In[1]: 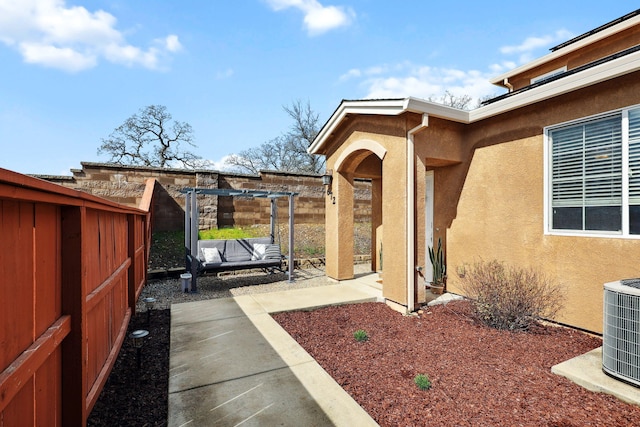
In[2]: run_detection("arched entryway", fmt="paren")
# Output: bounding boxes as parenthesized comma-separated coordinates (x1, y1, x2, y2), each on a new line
(325, 139, 386, 281)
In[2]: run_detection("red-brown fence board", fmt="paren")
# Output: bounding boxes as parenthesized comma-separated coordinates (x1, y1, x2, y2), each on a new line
(34, 203, 62, 337)
(0, 169, 155, 426)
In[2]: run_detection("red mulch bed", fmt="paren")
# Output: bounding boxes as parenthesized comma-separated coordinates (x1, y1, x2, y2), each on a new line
(273, 301, 640, 427)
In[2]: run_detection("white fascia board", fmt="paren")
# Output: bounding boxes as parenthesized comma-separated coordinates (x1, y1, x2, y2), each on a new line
(308, 99, 408, 154)
(404, 97, 469, 123)
(490, 14, 640, 86)
(473, 49, 640, 122)
(308, 98, 470, 154)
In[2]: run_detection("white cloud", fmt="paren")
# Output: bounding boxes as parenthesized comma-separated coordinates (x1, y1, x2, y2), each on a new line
(340, 27, 578, 107)
(193, 155, 234, 171)
(265, 0, 355, 35)
(163, 34, 182, 53)
(489, 61, 517, 75)
(345, 62, 498, 107)
(216, 68, 234, 79)
(339, 68, 361, 81)
(0, 0, 181, 72)
(500, 29, 574, 63)
(20, 41, 97, 71)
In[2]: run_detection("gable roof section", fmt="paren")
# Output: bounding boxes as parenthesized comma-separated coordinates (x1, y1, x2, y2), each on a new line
(551, 8, 640, 52)
(481, 44, 640, 107)
(490, 9, 640, 86)
(309, 47, 640, 154)
(308, 98, 467, 154)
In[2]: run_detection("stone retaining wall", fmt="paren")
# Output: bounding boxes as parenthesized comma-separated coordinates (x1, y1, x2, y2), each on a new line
(39, 162, 372, 231)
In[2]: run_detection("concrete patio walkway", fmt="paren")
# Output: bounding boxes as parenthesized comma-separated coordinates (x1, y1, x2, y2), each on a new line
(168, 274, 383, 426)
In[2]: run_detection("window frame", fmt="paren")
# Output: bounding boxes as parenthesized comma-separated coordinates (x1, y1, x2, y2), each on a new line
(544, 104, 640, 239)
(531, 66, 567, 85)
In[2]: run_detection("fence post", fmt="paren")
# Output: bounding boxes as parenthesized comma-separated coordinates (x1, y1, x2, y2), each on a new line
(128, 214, 138, 315)
(60, 206, 88, 427)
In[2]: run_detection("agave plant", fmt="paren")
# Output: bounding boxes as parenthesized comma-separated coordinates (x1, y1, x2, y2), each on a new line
(428, 237, 446, 285)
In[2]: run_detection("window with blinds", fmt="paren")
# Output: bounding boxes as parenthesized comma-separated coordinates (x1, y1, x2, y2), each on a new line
(548, 106, 640, 235)
(629, 108, 640, 234)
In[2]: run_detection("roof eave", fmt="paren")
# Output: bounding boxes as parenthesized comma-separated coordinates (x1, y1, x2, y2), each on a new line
(308, 98, 469, 155)
(490, 13, 640, 87)
(475, 49, 640, 121)
(310, 49, 640, 155)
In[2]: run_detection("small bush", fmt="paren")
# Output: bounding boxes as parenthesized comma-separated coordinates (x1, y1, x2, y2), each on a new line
(460, 260, 564, 331)
(353, 329, 369, 342)
(414, 374, 431, 391)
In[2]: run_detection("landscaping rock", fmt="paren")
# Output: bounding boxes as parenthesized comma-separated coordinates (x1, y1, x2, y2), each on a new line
(427, 292, 464, 306)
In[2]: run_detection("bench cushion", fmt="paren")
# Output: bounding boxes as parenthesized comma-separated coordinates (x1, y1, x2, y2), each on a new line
(196, 238, 280, 272)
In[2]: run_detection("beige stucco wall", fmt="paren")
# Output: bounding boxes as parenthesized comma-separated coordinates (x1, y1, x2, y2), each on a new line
(324, 122, 410, 305)
(318, 71, 640, 326)
(446, 136, 640, 333)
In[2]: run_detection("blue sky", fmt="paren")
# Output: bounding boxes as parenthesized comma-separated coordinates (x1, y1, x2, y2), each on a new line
(0, 1, 635, 175)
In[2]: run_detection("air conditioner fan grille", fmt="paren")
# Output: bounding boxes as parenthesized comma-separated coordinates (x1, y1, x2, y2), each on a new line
(603, 287, 640, 387)
(621, 279, 640, 289)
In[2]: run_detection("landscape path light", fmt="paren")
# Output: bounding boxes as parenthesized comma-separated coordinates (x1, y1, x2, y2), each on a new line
(142, 297, 156, 325)
(129, 329, 149, 371)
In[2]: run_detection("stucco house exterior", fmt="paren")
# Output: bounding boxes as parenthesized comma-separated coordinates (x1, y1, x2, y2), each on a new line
(309, 9, 640, 333)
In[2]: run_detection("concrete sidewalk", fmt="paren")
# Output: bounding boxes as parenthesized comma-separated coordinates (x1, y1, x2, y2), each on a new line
(168, 275, 383, 426)
(552, 347, 640, 406)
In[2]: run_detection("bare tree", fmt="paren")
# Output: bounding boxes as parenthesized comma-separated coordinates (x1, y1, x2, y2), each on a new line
(98, 105, 201, 168)
(225, 100, 324, 174)
(428, 90, 473, 110)
(429, 91, 500, 110)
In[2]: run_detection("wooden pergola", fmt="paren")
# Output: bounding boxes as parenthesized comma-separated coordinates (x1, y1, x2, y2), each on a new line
(182, 187, 298, 290)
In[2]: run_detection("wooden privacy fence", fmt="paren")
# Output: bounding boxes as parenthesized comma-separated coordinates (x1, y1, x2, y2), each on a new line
(0, 169, 155, 426)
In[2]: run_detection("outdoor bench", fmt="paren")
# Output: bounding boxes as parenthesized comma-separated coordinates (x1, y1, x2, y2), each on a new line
(191, 237, 283, 274)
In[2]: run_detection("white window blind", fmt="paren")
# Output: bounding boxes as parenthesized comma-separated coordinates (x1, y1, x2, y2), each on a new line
(548, 106, 640, 235)
(628, 109, 640, 205)
(550, 114, 622, 231)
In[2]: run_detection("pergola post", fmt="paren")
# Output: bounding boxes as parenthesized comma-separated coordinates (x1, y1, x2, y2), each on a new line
(185, 191, 191, 263)
(270, 198, 276, 244)
(190, 190, 199, 292)
(288, 194, 294, 282)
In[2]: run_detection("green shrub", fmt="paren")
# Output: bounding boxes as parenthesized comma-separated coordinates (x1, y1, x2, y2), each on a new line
(460, 260, 564, 331)
(414, 374, 431, 391)
(353, 329, 369, 342)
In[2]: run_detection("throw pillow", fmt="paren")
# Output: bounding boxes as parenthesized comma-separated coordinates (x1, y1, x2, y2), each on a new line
(264, 244, 281, 260)
(251, 243, 267, 261)
(202, 247, 222, 263)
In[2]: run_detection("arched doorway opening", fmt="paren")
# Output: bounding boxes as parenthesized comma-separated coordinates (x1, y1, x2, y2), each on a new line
(325, 140, 385, 281)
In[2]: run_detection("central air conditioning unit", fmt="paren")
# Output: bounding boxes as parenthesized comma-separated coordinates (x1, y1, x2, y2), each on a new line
(603, 279, 640, 387)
